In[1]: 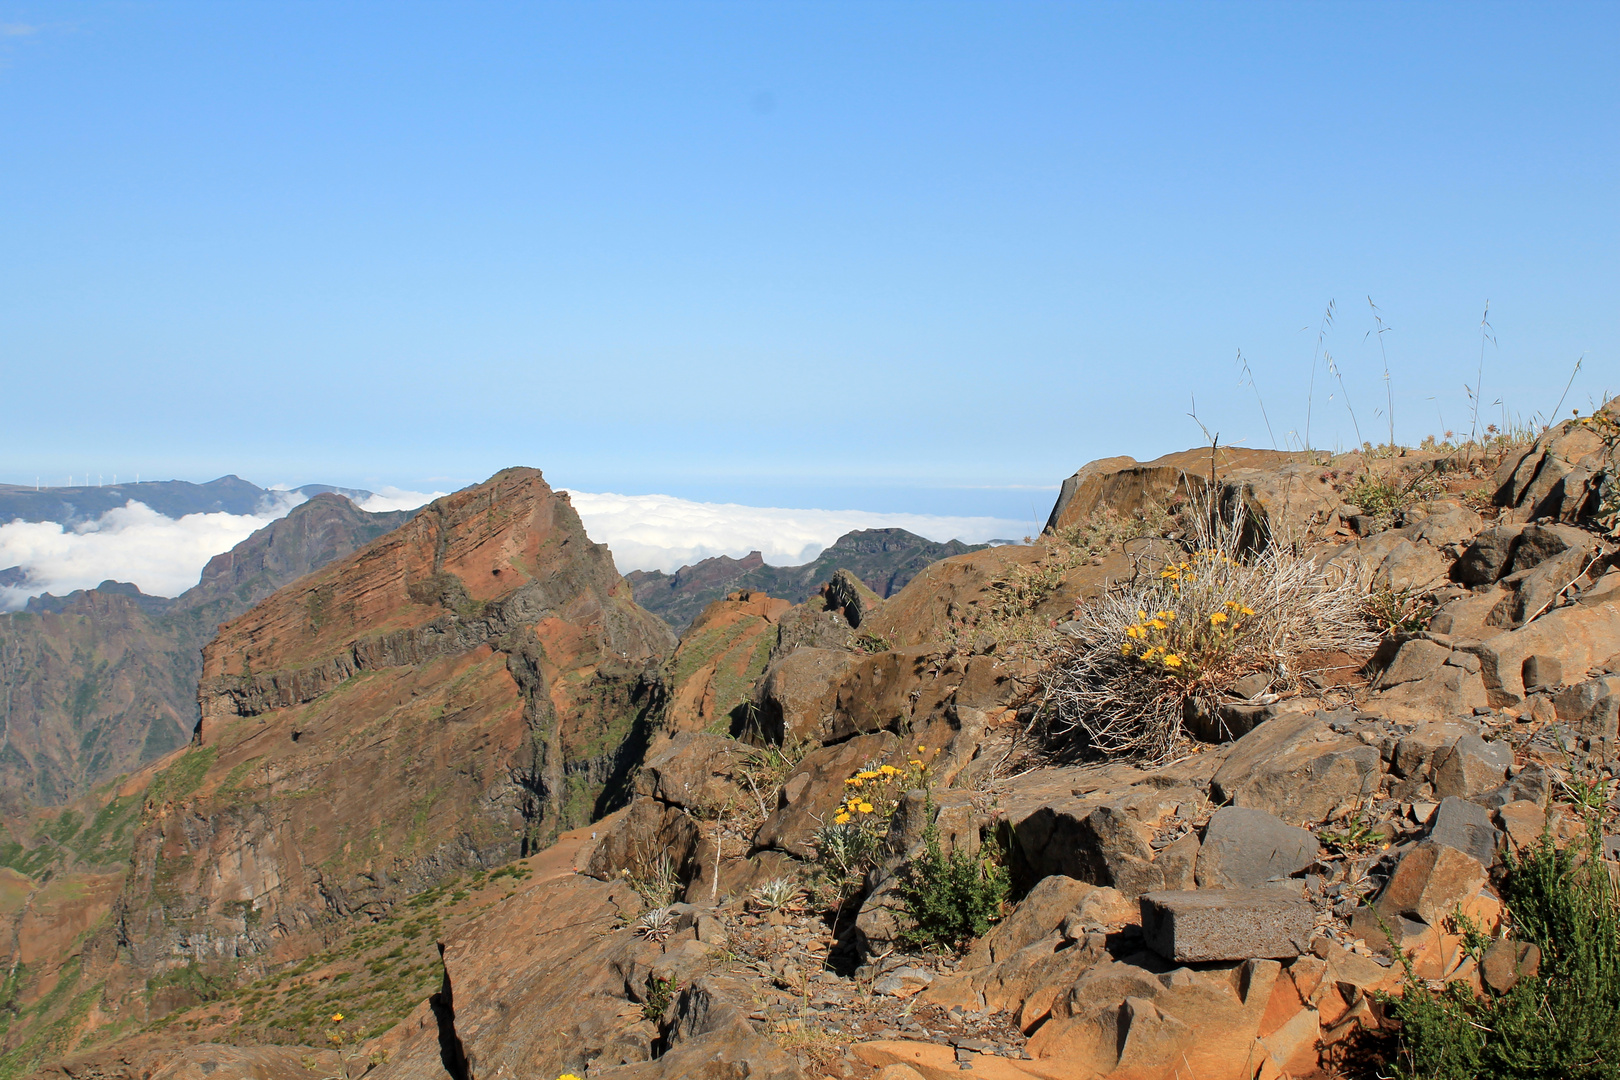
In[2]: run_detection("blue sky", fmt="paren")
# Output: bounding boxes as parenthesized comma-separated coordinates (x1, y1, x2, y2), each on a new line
(2, 1, 1614, 521)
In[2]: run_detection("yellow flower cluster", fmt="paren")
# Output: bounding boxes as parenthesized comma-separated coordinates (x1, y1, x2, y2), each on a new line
(830, 747, 931, 827)
(1120, 599, 1254, 677)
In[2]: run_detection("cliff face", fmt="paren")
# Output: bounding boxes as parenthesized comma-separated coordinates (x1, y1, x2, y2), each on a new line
(0, 495, 413, 809)
(115, 468, 676, 976)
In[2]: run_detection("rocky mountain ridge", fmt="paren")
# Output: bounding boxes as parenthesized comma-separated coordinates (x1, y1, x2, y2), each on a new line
(0, 494, 414, 808)
(628, 528, 991, 633)
(12, 412, 1620, 1080)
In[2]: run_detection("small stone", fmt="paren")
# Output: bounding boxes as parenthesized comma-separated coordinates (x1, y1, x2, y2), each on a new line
(1481, 939, 1541, 993)
(1522, 655, 1564, 692)
(1427, 796, 1501, 866)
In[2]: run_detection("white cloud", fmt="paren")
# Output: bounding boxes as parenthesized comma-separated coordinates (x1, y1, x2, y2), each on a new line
(562, 491, 1029, 574)
(0, 496, 308, 610)
(356, 487, 448, 513)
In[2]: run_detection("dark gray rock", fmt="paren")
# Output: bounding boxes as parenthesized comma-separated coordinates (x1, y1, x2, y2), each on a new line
(1140, 889, 1315, 963)
(1432, 735, 1512, 799)
(1427, 796, 1500, 866)
(1194, 807, 1319, 889)
(1476, 763, 1551, 810)
(1453, 526, 1525, 585)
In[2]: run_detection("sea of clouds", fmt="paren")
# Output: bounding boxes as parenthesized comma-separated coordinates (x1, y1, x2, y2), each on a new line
(564, 491, 1028, 574)
(0, 486, 1029, 610)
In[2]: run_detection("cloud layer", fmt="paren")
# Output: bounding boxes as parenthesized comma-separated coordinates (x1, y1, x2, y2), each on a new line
(564, 491, 1028, 574)
(0, 485, 1026, 610)
(0, 487, 452, 610)
(0, 497, 303, 609)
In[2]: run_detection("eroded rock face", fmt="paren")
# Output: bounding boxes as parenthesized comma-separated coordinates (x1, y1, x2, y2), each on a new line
(372, 829, 800, 1080)
(117, 468, 676, 976)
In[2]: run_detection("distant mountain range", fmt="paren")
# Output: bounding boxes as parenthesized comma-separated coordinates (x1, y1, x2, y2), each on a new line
(0, 494, 412, 808)
(627, 527, 994, 632)
(0, 475, 374, 525)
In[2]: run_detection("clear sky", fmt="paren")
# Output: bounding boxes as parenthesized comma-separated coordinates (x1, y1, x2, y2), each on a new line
(2, 1, 1614, 521)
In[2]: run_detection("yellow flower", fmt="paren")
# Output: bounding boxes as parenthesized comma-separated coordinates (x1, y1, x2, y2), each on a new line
(834, 812, 851, 824)
(330, 1013, 344, 1023)
(858, 803, 874, 814)
(1125, 625, 1144, 640)
(879, 764, 899, 775)
(1137, 610, 1148, 620)
(857, 771, 878, 780)
(1240, 605, 1255, 616)
(1121, 643, 1134, 656)
(1149, 619, 1166, 630)
(916, 746, 927, 754)
(844, 777, 858, 785)
(1224, 599, 1240, 609)
(1162, 654, 1183, 668)
(1156, 611, 1177, 621)
(909, 759, 923, 768)
(1209, 612, 1227, 624)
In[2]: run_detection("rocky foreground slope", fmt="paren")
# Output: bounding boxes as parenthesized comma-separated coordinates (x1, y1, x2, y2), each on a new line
(18, 411, 1620, 1080)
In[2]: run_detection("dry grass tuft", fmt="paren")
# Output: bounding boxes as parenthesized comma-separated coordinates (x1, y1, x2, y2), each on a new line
(1036, 496, 1375, 762)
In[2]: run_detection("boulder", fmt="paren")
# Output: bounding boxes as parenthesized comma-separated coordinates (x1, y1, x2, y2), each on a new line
(962, 874, 1093, 969)
(1210, 710, 1382, 823)
(585, 797, 701, 884)
(1140, 890, 1315, 962)
(1476, 763, 1552, 810)
(1007, 803, 1164, 898)
(1495, 800, 1546, 852)
(751, 647, 858, 744)
(1453, 525, 1526, 585)
(1468, 592, 1620, 705)
(1376, 841, 1489, 926)
(1431, 735, 1512, 799)
(1426, 796, 1501, 866)
(1377, 639, 1453, 687)
(1495, 412, 1612, 523)
(1392, 720, 1479, 779)
(1195, 807, 1320, 889)
(632, 733, 747, 814)
(1375, 661, 1490, 721)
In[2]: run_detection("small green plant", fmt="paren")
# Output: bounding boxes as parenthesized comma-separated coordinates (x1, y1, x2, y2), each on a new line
(641, 975, 676, 1023)
(633, 906, 675, 943)
(625, 854, 679, 908)
(894, 806, 1008, 952)
(1367, 586, 1438, 637)
(1317, 812, 1385, 856)
(812, 821, 881, 885)
(751, 877, 799, 912)
(851, 631, 892, 653)
(1383, 816, 1620, 1079)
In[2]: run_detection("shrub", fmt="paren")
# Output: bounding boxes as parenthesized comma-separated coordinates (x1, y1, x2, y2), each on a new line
(1037, 496, 1374, 761)
(895, 811, 1008, 952)
(1385, 819, 1620, 1079)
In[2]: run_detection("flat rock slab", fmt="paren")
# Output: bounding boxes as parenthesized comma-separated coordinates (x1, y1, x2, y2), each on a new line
(1140, 889, 1315, 963)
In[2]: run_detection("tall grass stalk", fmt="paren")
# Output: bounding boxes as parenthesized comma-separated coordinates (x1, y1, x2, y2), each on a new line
(1367, 296, 1395, 449)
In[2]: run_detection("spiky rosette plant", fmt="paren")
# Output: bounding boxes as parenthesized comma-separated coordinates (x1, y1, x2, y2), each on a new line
(1038, 494, 1374, 762)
